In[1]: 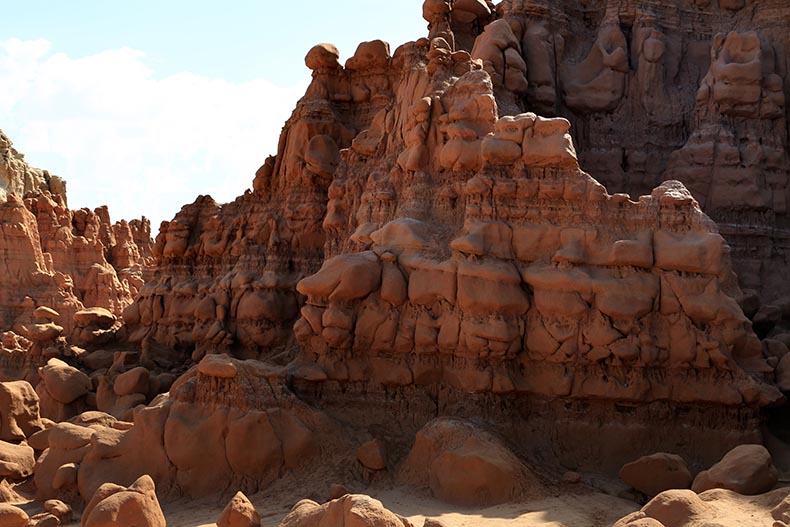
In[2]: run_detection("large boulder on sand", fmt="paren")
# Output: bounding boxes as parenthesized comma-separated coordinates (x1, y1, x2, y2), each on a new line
(280, 494, 410, 527)
(619, 453, 693, 497)
(397, 417, 540, 506)
(217, 491, 261, 527)
(81, 474, 165, 527)
(691, 444, 778, 495)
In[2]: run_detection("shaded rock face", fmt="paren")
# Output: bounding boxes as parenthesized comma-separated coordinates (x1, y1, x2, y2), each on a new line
(28, 355, 344, 501)
(691, 443, 778, 495)
(122, 1, 781, 477)
(397, 417, 541, 506)
(485, 1, 790, 305)
(0, 130, 154, 347)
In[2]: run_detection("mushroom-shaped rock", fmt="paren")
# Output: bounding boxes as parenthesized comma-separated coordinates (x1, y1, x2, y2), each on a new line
(0, 504, 29, 527)
(39, 359, 92, 404)
(619, 453, 693, 497)
(82, 475, 165, 527)
(34, 307, 60, 323)
(217, 491, 261, 527)
(691, 444, 778, 495)
(346, 40, 391, 71)
(305, 43, 341, 71)
(280, 494, 411, 527)
(74, 308, 116, 330)
(26, 322, 63, 342)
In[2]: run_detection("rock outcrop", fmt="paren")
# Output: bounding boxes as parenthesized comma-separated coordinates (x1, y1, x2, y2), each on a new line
(81, 474, 165, 527)
(3, 0, 789, 519)
(614, 487, 790, 527)
(691, 443, 778, 495)
(116, 0, 785, 480)
(397, 417, 541, 506)
(0, 131, 153, 361)
(279, 495, 412, 527)
(619, 453, 693, 498)
(28, 355, 343, 502)
(0, 131, 65, 205)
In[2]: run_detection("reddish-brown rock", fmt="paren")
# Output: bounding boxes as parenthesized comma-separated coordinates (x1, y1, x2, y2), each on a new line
(279, 495, 411, 527)
(692, 444, 778, 495)
(217, 491, 261, 527)
(81, 475, 165, 527)
(398, 417, 540, 506)
(620, 453, 693, 498)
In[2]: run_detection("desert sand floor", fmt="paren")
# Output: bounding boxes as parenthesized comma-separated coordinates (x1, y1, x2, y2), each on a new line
(161, 485, 639, 527)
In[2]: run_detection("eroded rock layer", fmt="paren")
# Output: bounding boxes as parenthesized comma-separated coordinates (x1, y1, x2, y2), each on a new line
(124, 1, 786, 476)
(486, 1, 790, 303)
(0, 131, 153, 377)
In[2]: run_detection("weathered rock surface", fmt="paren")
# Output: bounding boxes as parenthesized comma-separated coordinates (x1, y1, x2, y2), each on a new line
(279, 494, 411, 527)
(81, 474, 165, 527)
(614, 487, 790, 527)
(6, 0, 790, 520)
(0, 380, 45, 441)
(620, 453, 693, 498)
(109, 0, 785, 485)
(692, 444, 778, 495)
(398, 417, 540, 506)
(0, 503, 29, 527)
(0, 130, 153, 347)
(27, 355, 344, 501)
(217, 491, 261, 527)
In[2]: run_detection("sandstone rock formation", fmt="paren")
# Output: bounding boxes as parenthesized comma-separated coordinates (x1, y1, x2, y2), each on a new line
(217, 491, 261, 527)
(476, 2, 790, 310)
(614, 487, 790, 527)
(114, 0, 786, 481)
(691, 443, 778, 495)
(27, 354, 344, 502)
(0, 130, 153, 351)
(397, 417, 540, 506)
(619, 453, 693, 498)
(81, 474, 165, 527)
(279, 495, 412, 527)
(0, 131, 65, 205)
(6, 1, 790, 525)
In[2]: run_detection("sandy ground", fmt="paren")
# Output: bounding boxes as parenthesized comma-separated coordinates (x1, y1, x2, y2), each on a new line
(17, 482, 790, 526)
(162, 484, 639, 527)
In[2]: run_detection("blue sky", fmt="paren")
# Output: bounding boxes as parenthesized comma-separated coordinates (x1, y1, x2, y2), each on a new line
(0, 1, 425, 227)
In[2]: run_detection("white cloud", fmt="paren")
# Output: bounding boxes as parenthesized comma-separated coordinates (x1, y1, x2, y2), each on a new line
(0, 38, 309, 228)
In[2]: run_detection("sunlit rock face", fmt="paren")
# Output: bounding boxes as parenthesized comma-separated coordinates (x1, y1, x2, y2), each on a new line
(0, 129, 152, 351)
(123, 0, 789, 477)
